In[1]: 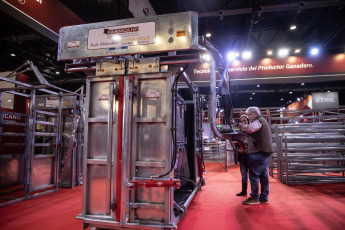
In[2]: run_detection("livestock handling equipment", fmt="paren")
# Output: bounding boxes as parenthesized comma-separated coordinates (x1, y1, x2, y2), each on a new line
(58, 11, 239, 229)
(0, 61, 84, 207)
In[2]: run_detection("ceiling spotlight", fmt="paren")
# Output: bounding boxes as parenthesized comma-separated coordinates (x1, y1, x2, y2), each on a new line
(257, 84, 260, 87)
(242, 51, 252, 60)
(294, 49, 301, 54)
(289, 91, 293, 94)
(252, 92, 255, 95)
(202, 53, 211, 62)
(297, 98, 301, 101)
(310, 48, 319, 55)
(290, 25, 297, 30)
(205, 33, 211, 38)
(11, 53, 16, 57)
(227, 51, 239, 61)
(327, 90, 330, 92)
(278, 49, 289, 57)
(301, 83, 305, 86)
(289, 101, 292, 103)
(250, 97, 253, 100)
(267, 50, 273, 56)
(281, 98, 283, 101)
(55, 71, 60, 75)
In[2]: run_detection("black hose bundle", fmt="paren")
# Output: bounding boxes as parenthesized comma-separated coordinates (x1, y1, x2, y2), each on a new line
(157, 64, 192, 178)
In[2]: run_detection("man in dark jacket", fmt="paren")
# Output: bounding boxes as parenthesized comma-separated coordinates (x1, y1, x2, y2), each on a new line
(238, 106, 273, 205)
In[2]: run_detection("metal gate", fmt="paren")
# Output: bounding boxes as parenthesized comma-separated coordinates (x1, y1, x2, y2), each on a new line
(0, 61, 81, 207)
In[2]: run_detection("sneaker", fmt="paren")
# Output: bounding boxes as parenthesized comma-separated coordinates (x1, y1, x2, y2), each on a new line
(260, 198, 269, 204)
(242, 197, 260, 205)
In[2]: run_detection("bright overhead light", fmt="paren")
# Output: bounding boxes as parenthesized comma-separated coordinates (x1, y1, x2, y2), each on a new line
(267, 50, 273, 56)
(250, 97, 253, 100)
(227, 51, 239, 61)
(294, 49, 301, 53)
(257, 84, 260, 87)
(290, 25, 297, 30)
(310, 48, 319, 55)
(281, 98, 284, 101)
(297, 98, 301, 101)
(202, 53, 211, 62)
(289, 91, 293, 94)
(55, 71, 60, 75)
(301, 83, 305, 86)
(278, 49, 289, 57)
(205, 33, 211, 38)
(242, 51, 252, 60)
(252, 92, 255, 95)
(11, 53, 16, 57)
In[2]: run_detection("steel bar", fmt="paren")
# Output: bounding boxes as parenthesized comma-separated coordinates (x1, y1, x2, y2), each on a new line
(199, 1, 343, 18)
(105, 83, 114, 216)
(120, 77, 132, 225)
(4, 91, 30, 97)
(35, 110, 58, 116)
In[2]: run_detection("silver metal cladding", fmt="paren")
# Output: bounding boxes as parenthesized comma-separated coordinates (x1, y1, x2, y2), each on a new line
(58, 11, 198, 61)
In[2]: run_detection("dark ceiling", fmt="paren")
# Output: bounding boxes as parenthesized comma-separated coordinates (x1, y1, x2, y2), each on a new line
(0, 0, 345, 108)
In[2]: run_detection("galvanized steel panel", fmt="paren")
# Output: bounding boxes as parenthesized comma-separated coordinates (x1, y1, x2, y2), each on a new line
(58, 12, 198, 60)
(89, 123, 108, 159)
(127, 57, 160, 75)
(89, 81, 113, 118)
(137, 124, 167, 162)
(87, 164, 107, 215)
(130, 73, 172, 225)
(32, 157, 54, 188)
(95, 61, 126, 77)
(0, 158, 21, 188)
(138, 78, 168, 118)
(136, 208, 165, 223)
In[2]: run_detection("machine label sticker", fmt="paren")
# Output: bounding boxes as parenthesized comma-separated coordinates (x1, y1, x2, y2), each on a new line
(68, 41, 80, 48)
(46, 97, 60, 108)
(146, 92, 160, 100)
(88, 22, 156, 50)
(176, 30, 186, 37)
(98, 94, 109, 100)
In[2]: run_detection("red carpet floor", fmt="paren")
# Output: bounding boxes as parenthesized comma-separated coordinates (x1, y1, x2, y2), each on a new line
(1, 162, 345, 230)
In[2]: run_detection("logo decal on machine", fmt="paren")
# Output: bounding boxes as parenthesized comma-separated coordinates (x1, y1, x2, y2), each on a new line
(104, 27, 139, 35)
(88, 22, 155, 50)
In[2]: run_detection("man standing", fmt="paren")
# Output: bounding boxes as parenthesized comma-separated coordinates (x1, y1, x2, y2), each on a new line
(237, 107, 273, 205)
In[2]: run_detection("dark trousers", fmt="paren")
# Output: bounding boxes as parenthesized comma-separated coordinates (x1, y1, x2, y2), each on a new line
(238, 154, 249, 184)
(248, 152, 271, 200)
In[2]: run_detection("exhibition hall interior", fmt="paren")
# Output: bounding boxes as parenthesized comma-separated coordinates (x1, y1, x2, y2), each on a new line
(1, 0, 345, 230)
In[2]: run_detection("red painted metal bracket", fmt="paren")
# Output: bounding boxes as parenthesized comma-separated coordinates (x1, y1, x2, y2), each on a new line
(129, 178, 181, 189)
